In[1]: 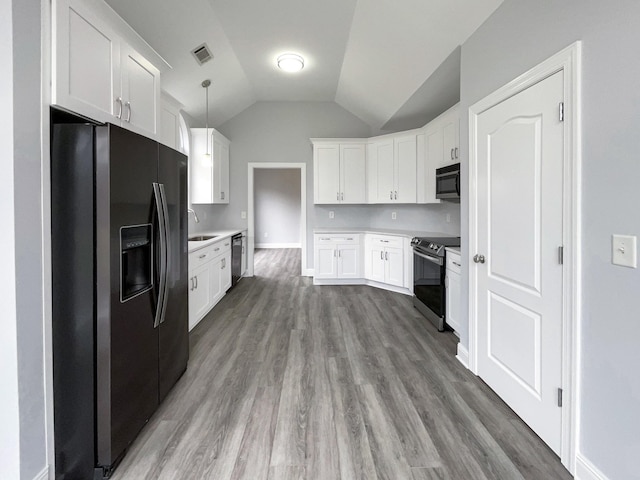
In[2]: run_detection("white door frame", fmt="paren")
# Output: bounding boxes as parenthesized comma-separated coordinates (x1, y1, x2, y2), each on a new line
(468, 42, 581, 473)
(247, 162, 307, 277)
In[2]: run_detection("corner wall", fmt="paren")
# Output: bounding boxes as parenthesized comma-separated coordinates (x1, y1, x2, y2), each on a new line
(459, 1, 640, 477)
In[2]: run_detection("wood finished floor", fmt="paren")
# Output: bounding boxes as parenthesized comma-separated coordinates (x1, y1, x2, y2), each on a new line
(112, 248, 572, 480)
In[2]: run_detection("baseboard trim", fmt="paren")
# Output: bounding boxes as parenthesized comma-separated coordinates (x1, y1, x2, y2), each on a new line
(312, 277, 412, 296)
(575, 453, 609, 480)
(255, 242, 301, 249)
(302, 268, 314, 277)
(33, 465, 49, 480)
(456, 343, 469, 369)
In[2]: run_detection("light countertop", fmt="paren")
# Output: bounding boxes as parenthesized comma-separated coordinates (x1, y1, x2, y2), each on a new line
(188, 229, 245, 253)
(445, 246, 461, 254)
(313, 227, 459, 239)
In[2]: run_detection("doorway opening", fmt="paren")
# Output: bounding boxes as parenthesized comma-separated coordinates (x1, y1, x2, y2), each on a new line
(247, 163, 307, 277)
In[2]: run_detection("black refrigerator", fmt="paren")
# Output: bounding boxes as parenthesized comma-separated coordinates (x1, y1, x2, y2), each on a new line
(51, 116, 189, 479)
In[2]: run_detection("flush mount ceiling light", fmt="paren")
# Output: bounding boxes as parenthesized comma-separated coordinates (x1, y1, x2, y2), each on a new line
(277, 53, 304, 72)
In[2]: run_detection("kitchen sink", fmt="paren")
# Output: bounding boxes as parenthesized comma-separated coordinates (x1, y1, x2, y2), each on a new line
(188, 235, 217, 242)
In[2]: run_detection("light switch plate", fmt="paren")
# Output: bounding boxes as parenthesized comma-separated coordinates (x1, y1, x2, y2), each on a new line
(329, 211, 334, 219)
(612, 234, 637, 268)
(392, 212, 397, 220)
(241, 211, 247, 219)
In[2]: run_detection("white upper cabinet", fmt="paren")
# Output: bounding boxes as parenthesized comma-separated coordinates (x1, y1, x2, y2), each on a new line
(52, 0, 160, 139)
(159, 91, 183, 150)
(312, 141, 366, 204)
(368, 133, 418, 203)
(418, 104, 459, 203)
(190, 128, 231, 205)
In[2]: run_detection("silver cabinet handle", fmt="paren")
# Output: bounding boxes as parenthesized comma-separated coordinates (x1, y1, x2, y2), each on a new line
(381, 240, 389, 243)
(199, 253, 208, 259)
(214, 247, 220, 252)
(221, 191, 225, 200)
(451, 148, 455, 160)
(115, 97, 123, 119)
(189, 277, 193, 291)
(334, 250, 337, 257)
(394, 191, 398, 200)
(390, 191, 393, 200)
(385, 252, 388, 261)
(195, 275, 198, 289)
(225, 243, 230, 247)
(452, 261, 461, 267)
(341, 192, 344, 201)
(321, 237, 331, 241)
(346, 237, 353, 241)
(124, 101, 131, 123)
(337, 192, 340, 201)
(380, 251, 384, 260)
(455, 147, 459, 159)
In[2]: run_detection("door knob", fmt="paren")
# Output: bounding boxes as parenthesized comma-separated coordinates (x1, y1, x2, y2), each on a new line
(473, 254, 486, 264)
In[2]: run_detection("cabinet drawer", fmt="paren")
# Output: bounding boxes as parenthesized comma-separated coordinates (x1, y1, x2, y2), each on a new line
(367, 234, 403, 248)
(189, 238, 232, 269)
(446, 252, 462, 274)
(315, 234, 360, 245)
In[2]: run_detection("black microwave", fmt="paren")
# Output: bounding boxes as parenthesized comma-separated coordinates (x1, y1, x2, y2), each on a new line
(436, 163, 460, 199)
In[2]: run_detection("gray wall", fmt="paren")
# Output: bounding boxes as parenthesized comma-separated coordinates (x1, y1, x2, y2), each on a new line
(459, 1, 640, 478)
(192, 101, 462, 267)
(14, 0, 48, 478)
(254, 169, 301, 246)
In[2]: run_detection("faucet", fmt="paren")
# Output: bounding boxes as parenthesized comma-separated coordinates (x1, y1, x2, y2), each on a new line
(187, 208, 200, 223)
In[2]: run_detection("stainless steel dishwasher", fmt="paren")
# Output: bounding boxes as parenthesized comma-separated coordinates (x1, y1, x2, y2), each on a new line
(231, 233, 243, 287)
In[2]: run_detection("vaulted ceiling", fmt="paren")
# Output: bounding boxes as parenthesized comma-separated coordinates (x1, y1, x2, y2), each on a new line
(104, 0, 503, 131)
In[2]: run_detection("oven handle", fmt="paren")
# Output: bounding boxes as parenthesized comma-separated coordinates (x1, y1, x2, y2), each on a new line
(413, 249, 444, 266)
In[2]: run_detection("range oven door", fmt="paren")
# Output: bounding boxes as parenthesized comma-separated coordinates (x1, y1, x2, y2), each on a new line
(413, 248, 446, 330)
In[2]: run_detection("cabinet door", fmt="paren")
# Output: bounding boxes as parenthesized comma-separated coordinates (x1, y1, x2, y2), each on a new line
(241, 236, 247, 276)
(53, 0, 120, 124)
(394, 135, 417, 203)
(120, 43, 160, 139)
(442, 109, 459, 165)
(445, 270, 461, 332)
(209, 257, 224, 306)
(314, 245, 337, 278)
(189, 129, 214, 203)
(385, 246, 404, 287)
(221, 252, 232, 292)
(373, 140, 395, 203)
(423, 126, 444, 202)
(218, 142, 230, 204)
(188, 263, 212, 330)
(160, 106, 178, 149)
(337, 245, 360, 278)
(340, 144, 366, 204)
(314, 144, 341, 204)
(365, 245, 386, 283)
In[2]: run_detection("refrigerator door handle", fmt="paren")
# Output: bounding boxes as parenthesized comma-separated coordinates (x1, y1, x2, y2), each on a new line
(153, 183, 167, 328)
(158, 183, 171, 325)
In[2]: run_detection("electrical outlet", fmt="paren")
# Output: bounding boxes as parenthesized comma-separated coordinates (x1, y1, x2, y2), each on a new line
(329, 211, 335, 219)
(264, 232, 269, 238)
(612, 234, 637, 268)
(391, 212, 397, 220)
(241, 211, 247, 219)
(446, 213, 451, 223)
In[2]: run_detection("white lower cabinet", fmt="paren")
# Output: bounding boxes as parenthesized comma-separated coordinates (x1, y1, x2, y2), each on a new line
(188, 238, 232, 330)
(364, 235, 405, 288)
(445, 250, 462, 333)
(313, 234, 361, 280)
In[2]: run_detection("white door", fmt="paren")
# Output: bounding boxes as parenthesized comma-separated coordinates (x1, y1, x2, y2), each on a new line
(373, 140, 394, 203)
(385, 247, 404, 287)
(314, 144, 341, 203)
(120, 43, 159, 138)
(337, 245, 360, 278)
(394, 135, 417, 203)
(189, 263, 212, 330)
(475, 71, 564, 454)
(340, 144, 366, 204)
(314, 245, 337, 279)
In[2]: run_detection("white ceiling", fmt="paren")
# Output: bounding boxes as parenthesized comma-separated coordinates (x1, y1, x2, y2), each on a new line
(104, 0, 504, 130)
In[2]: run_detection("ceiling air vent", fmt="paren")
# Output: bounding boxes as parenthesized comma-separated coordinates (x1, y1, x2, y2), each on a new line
(191, 43, 213, 66)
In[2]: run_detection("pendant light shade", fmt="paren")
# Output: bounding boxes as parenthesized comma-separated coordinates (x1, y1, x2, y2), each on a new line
(202, 79, 211, 156)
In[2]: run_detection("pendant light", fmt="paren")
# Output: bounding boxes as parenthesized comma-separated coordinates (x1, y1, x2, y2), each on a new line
(202, 79, 211, 156)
